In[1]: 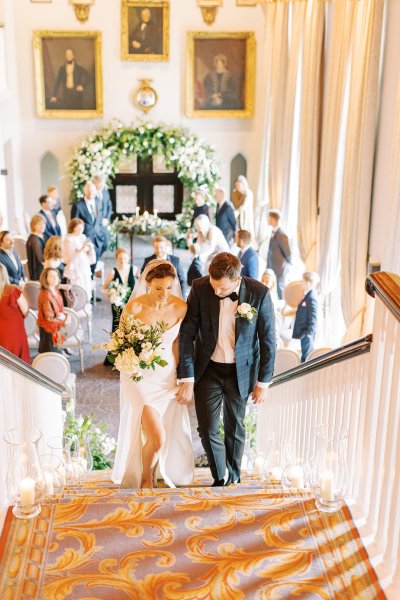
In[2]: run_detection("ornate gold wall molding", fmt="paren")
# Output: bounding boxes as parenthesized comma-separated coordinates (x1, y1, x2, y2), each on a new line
(196, 1, 223, 26)
(69, 0, 94, 23)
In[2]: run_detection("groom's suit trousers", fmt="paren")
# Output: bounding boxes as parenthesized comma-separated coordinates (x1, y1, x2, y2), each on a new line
(195, 360, 247, 483)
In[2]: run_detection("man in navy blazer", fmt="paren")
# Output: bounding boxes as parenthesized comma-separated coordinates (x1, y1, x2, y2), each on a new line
(292, 272, 320, 362)
(71, 182, 107, 262)
(39, 195, 62, 241)
(215, 187, 237, 245)
(267, 209, 292, 299)
(142, 235, 186, 296)
(0, 231, 25, 285)
(236, 229, 259, 279)
(177, 253, 275, 486)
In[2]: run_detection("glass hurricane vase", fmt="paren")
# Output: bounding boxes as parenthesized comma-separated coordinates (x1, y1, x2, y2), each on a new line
(262, 433, 286, 484)
(4, 427, 45, 519)
(39, 454, 65, 499)
(312, 424, 349, 513)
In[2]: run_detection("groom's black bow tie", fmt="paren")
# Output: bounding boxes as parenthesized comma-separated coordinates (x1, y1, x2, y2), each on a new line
(218, 292, 239, 302)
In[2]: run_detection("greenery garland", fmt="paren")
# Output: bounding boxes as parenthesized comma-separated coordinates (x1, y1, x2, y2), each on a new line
(67, 120, 220, 204)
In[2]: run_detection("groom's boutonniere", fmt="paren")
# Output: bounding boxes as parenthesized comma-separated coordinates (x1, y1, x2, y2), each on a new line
(236, 303, 258, 322)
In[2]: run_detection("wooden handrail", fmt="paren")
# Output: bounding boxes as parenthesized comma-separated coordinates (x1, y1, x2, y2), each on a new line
(366, 271, 400, 323)
(0, 347, 65, 395)
(270, 335, 372, 388)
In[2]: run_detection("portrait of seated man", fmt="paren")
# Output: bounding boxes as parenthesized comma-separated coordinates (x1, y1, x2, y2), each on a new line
(49, 48, 91, 110)
(129, 7, 162, 55)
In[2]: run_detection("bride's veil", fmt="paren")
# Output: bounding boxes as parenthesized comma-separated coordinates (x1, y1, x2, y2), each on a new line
(129, 258, 183, 301)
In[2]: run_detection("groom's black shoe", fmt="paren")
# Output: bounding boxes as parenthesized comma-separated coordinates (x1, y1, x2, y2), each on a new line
(211, 478, 226, 487)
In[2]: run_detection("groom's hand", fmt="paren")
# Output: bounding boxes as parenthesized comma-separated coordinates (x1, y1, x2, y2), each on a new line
(251, 385, 268, 405)
(176, 382, 194, 405)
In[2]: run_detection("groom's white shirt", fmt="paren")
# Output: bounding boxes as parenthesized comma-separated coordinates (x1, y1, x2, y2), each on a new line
(180, 282, 269, 388)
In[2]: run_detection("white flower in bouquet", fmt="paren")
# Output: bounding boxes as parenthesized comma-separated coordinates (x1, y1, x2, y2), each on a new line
(105, 281, 131, 308)
(114, 347, 140, 376)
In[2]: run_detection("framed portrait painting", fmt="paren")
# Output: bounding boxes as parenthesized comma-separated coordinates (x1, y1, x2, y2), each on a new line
(33, 30, 103, 119)
(121, 0, 169, 62)
(186, 32, 255, 119)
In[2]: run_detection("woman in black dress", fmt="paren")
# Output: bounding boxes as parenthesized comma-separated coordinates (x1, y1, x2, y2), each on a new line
(27, 214, 46, 280)
(103, 247, 136, 365)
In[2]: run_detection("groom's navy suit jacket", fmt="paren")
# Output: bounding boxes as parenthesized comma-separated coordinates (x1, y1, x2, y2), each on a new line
(178, 276, 276, 399)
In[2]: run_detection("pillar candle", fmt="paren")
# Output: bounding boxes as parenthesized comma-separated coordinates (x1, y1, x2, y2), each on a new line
(154, 209, 158, 218)
(135, 206, 140, 216)
(270, 467, 282, 481)
(143, 210, 149, 220)
(254, 455, 264, 475)
(290, 466, 304, 488)
(320, 469, 335, 501)
(19, 477, 35, 506)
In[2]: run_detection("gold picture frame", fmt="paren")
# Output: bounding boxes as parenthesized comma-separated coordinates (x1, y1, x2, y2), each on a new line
(121, 0, 169, 62)
(33, 30, 103, 119)
(186, 31, 255, 119)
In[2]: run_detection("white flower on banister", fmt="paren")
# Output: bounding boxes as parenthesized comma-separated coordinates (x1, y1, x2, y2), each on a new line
(236, 303, 258, 322)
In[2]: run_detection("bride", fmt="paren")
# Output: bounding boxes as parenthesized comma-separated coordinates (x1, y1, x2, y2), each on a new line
(112, 258, 194, 489)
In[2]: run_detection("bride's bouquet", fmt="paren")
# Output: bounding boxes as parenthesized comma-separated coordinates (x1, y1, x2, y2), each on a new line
(100, 314, 168, 381)
(104, 281, 131, 308)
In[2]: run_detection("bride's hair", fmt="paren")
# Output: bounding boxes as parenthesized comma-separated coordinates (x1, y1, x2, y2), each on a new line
(145, 261, 176, 283)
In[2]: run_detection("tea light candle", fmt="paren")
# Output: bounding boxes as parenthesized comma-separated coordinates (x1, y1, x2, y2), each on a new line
(19, 477, 35, 506)
(270, 467, 282, 481)
(143, 210, 149, 220)
(320, 469, 335, 501)
(135, 206, 140, 216)
(44, 471, 54, 496)
(254, 455, 264, 475)
(290, 466, 304, 488)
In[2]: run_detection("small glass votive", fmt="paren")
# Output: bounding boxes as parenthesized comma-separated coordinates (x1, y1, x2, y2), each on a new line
(262, 433, 285, 483)
(47, 435, 78, 484)
(39, 454, 65, 499)
(312, 424, 349, 513)
(281, 460, 310, 490)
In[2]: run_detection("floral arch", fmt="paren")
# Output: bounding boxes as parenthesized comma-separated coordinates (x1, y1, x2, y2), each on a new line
(67, 121, 220, 205)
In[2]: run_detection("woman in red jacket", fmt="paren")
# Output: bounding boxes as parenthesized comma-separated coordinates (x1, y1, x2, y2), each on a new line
(37, 267, 67, 353)
(0, 264, 30, 363)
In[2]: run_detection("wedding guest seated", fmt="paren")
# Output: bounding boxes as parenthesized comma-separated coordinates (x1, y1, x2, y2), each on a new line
(0, 230, 25, 286)
(0, 264, 30, 363)
(187, 243, 203, 287)
(190, 189, 211, 226)
(192, 214, 229, 271)
(142, 235, 186, 296)
(236, 229, 259, 279)
(292, 271, 320, 362)
(39, 194, 62, 241)
(26, 214, 46, 281)
(63, 218, 96, 302)
(215, 187, 237, 245)
(37, 267, 68, 354)
(103, 248, 136, 365)
(47, 186, 67, 237)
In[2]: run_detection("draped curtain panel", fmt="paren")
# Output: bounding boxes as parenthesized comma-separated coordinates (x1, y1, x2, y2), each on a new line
(257, 0, 384, 342)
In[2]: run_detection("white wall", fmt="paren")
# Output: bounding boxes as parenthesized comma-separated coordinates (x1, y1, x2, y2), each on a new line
(9, 0, 267, 220)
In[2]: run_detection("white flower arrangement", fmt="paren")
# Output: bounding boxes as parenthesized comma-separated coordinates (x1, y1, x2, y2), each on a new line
(236, 303, 258, 322)
(104, 280, 131, 308)
(97, 313, 168, 381)
(67, 120, 220, 204)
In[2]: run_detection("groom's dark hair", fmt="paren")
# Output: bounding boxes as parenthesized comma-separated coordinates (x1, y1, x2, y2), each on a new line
(209, 253, 242, 280)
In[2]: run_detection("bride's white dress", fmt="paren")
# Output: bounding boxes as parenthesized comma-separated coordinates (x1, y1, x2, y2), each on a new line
(112, 320, 194, 488)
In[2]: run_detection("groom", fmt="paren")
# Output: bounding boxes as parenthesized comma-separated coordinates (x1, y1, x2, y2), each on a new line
(177, 252, 275, 486)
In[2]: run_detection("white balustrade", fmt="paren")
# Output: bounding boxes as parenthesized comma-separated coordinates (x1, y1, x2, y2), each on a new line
(0, 356, 64, 533)
(257, 280, 400, 598)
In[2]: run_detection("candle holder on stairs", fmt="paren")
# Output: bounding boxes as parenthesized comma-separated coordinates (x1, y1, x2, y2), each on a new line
(312, 424, 349, 513)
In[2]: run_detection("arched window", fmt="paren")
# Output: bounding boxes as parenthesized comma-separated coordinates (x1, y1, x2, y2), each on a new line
(230, 153, 247, 198)
(40, 152, 60, 193)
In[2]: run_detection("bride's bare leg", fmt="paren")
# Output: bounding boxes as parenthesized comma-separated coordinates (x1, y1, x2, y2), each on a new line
(141, 406, 165, 488)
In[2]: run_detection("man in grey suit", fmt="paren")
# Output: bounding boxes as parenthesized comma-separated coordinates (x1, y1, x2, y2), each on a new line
(267, 209, 292, 299)
(177, 253, 275, 486)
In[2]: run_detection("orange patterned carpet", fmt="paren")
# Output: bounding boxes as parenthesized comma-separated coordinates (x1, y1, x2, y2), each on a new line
(0, 470, 385, 599)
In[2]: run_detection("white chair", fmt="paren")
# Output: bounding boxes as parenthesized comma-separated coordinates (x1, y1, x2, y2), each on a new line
(23, 281, 40, 311)
(32, 352, 76, 414)
(13, 235, 28, 263)
(57, 307, 85, 373)
(71, 284, 92, 342)
(305, 347, 333, 362)
(24, 309, 40, 350)
(273, 348, 300, 376)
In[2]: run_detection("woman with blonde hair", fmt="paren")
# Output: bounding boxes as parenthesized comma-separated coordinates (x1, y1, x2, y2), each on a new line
(44, 236, 64, 276)
(63, 218, 96, 301)
(0, 264, 30, 363)
(232, 175, 255, 238)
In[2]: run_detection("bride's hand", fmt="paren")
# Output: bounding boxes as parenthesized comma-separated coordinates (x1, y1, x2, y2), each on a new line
(176, 382, 194, 405)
